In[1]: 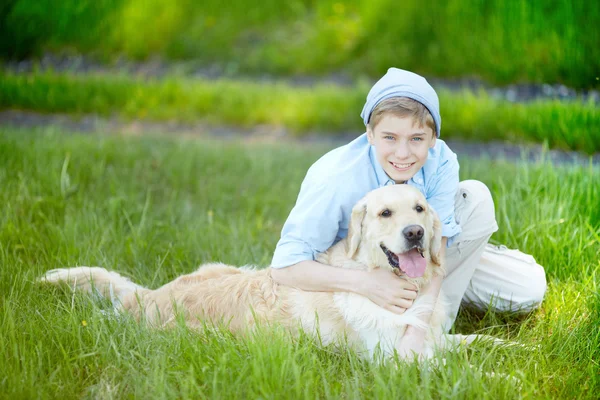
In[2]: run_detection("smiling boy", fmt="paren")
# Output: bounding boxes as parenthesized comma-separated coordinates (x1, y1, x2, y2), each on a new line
(270, 68, 547, 357)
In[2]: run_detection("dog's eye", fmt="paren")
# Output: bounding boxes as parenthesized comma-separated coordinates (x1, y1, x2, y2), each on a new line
(415, 205, 424, 213)
(380, 209, 392, 218)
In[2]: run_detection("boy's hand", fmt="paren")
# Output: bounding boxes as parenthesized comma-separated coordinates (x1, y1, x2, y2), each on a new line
(357, 268, 418, 314)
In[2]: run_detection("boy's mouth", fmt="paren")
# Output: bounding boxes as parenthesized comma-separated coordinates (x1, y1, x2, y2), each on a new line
(390, 161, 415, 171)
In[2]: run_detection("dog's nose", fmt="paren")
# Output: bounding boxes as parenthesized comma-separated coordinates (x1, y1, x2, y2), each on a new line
(403, 225, 424, 242)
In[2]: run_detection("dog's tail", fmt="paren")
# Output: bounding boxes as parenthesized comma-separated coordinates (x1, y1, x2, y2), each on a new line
(40, 267, 147, 307)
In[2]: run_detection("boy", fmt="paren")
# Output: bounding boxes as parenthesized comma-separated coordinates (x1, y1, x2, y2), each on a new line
(270, 68, 547, 357)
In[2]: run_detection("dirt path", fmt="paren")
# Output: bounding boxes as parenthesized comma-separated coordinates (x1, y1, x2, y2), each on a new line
(2, 109, 598, 166)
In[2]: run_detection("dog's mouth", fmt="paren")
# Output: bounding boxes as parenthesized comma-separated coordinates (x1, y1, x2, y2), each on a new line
(380, 244, 426, 278)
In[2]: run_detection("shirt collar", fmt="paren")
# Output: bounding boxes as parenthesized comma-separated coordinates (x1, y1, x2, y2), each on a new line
(411, 165, 425, 186)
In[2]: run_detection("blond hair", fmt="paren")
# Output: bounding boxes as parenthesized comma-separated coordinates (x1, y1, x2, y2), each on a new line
(368, 97, 436, 136)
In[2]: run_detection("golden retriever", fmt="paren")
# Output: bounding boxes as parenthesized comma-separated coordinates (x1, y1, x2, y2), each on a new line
(40, 184, 490, 360)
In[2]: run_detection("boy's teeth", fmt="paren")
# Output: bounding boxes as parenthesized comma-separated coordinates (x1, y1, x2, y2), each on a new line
(393, 162, 413, 168)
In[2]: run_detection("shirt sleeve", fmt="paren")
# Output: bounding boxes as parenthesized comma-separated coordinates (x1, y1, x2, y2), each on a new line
(271, 178, 343, 268)
(427, 153, 462, 247)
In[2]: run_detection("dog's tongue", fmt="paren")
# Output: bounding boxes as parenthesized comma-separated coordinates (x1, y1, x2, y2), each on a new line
(397, 248, 426, 278)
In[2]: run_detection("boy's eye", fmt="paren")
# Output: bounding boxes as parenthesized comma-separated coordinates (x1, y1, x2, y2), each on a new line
(412, 137, 423, 142)
(383, 135, 395, 140)
(380, 209, 392, 218)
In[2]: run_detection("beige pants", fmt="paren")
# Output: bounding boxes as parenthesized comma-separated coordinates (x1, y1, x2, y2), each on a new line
(441, 180, 547, 331)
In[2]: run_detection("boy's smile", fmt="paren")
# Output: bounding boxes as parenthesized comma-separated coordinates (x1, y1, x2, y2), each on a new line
(367, 115, 436, 183)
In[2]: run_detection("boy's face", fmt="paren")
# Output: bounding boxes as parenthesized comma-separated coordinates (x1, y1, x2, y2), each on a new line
(367, 115, 436, 183)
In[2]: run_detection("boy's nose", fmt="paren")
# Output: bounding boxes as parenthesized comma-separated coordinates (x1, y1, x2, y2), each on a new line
(394, 144, 411, 159)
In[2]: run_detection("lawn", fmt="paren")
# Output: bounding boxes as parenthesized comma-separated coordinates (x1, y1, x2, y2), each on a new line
(0, 126, 598, 398)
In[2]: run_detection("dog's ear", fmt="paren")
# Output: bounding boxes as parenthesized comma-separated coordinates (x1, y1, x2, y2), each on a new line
(346, 197, 368, 259)
(428, 208, 443, 266)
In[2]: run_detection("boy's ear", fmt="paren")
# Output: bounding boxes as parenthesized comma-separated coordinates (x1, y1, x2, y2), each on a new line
(429, 130, 437, 148)
(346, 197, 368, 259)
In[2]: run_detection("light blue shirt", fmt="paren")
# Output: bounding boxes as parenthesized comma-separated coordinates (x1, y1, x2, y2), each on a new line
(271, 133, 462, 268)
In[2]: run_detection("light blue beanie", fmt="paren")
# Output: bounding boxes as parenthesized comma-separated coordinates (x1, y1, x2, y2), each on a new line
(360, 68, 441, 137)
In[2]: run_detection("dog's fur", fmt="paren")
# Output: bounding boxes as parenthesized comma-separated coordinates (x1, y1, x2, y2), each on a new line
(40, 185, 492, 360)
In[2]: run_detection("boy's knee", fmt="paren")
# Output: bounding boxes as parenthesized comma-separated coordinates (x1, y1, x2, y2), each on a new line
(455, 180, 498, 240)
(457, 180, 494, 212)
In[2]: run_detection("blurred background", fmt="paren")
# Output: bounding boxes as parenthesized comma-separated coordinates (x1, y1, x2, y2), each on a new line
(2, 0, 599, 87)
(1, 0, 599, 154)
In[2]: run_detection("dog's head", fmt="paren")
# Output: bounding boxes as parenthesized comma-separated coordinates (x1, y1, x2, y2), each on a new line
(346, 185, 443, 285)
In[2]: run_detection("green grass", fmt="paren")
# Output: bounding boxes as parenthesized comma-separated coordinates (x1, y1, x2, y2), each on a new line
(1, 126, 599, 398)
(2, 0, 599, 89)
(2, 69, 600, 154)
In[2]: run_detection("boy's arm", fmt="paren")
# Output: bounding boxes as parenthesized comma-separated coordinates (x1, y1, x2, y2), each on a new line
(270, 177, 345, 270)
(271, 260, 366, 292)
(271, 261, 419, 315)
(396, 237, 447, 358)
